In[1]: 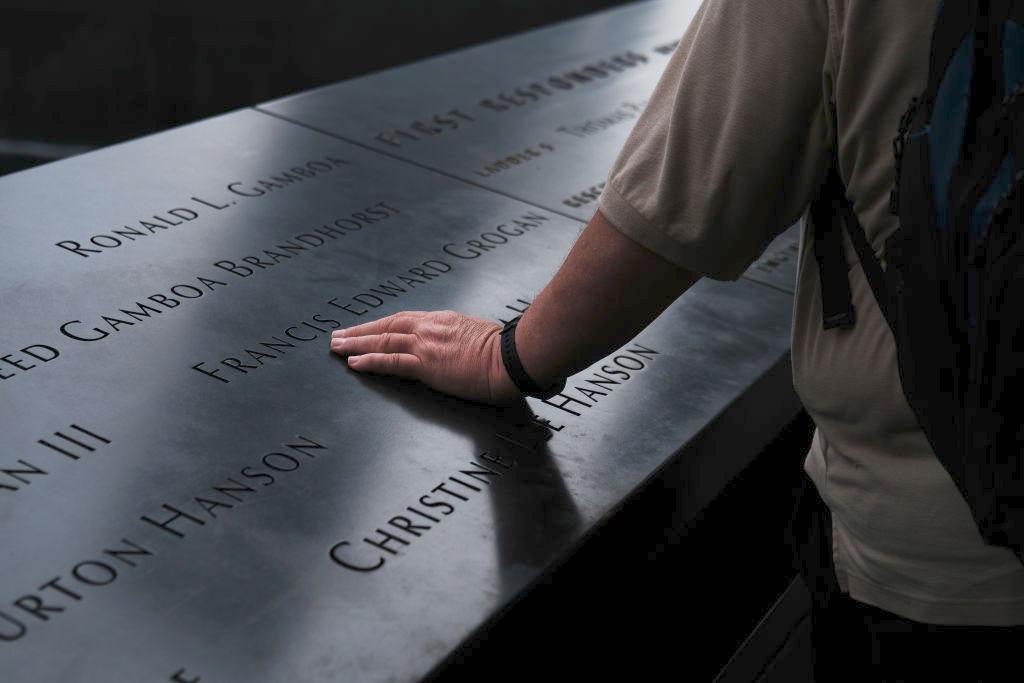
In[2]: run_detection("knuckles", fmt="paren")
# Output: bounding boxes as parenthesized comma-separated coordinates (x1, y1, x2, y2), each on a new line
(436, 310, 459, 324)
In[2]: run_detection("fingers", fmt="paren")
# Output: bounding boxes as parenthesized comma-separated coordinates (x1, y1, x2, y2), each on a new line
(327, 309, 498, 402)
(330, 332, 417, 356)
(332, 312, 427, 339)
(347, 353, 423, 380)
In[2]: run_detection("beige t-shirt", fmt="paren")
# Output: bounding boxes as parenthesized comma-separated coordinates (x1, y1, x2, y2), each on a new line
(599, 0, 1024, 625)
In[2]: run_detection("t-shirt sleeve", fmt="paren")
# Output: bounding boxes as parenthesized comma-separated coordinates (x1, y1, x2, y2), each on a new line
(598, 0, 834, 279)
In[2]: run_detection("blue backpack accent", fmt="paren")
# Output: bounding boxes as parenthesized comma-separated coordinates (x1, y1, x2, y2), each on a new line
(812, 0, 1024, 564)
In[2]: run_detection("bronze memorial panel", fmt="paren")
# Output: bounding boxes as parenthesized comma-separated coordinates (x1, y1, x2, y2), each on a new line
(0, 5, 801, 679)
(259, 0, 800, 294)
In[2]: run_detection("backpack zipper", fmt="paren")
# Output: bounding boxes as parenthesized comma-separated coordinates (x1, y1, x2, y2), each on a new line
(890, 96, 923, 215)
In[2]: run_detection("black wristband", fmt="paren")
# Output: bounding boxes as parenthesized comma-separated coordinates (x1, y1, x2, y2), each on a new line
(499, 316, 566, 400)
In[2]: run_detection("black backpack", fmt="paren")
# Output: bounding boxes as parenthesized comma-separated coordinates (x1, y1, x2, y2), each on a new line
(811, 0, 1024, 564)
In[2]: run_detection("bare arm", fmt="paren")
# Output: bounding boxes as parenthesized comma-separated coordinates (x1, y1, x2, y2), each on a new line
(330, 210, 700, 403)
(513, 209, 700, 385)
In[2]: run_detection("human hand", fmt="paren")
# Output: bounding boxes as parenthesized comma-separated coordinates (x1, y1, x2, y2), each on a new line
(330, 310, 521, 405)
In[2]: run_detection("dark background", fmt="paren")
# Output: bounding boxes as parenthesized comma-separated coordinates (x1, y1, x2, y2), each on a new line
(0, 0, 640, 175)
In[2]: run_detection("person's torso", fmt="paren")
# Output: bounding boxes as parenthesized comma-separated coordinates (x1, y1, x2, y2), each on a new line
(792, 0, 1024, 625)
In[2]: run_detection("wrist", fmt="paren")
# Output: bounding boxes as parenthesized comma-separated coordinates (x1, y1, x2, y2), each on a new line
(485, 326, 521, 405)
(497, 316, 566, 400)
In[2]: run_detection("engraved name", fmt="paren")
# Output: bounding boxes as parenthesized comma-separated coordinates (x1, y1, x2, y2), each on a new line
(54, 157, 349, 259)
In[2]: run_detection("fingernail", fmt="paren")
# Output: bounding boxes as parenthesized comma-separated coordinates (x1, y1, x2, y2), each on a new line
(347, 356, 361, 368)
(332, 329, 347, 337)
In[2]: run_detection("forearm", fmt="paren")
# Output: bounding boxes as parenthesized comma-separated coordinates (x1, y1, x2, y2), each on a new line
(331, 209, 700, 404)
(514, 210, 701, 387)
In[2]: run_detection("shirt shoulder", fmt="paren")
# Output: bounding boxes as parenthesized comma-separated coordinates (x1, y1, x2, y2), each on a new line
(599, 0, 834, 279)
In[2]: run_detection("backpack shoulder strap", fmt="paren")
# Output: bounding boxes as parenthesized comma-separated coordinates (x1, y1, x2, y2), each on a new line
(811, 161, 892, 333)
(811, 165, 856, 330)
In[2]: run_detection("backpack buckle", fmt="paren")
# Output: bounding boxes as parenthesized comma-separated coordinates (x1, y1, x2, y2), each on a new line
(823, 307, 857, 330)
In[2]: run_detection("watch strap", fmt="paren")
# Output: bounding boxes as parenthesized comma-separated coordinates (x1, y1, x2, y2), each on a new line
(499, 316, 566, 400)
